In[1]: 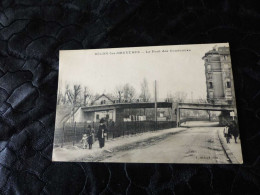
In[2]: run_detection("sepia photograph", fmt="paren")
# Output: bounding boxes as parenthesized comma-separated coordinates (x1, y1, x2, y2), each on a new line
(52, 43, 243, 164)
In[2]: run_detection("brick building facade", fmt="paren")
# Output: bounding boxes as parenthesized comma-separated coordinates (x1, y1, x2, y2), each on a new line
(202, 46, 233, 104)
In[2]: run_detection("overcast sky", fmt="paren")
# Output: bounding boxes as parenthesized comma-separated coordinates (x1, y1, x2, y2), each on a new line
(58, 43, 229, 100)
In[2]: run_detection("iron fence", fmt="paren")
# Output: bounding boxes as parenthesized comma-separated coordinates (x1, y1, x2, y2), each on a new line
(53, 120, 176, 147)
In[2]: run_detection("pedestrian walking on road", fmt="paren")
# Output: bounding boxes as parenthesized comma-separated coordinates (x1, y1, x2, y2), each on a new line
(223, 125, 231, 144)
(97, 118, 107, 148)
(231, 122, 239, 143)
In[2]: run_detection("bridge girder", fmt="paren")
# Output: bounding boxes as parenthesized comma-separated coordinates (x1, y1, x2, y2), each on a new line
(175, 103, 235, 127)
(81, 102, 173, 112)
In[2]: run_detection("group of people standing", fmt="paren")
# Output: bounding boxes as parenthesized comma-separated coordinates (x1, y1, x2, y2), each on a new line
(223, 122, 239, 144)
(81, 118, 108, 149)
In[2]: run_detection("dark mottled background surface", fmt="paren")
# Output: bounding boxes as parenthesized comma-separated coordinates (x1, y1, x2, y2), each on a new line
(0, 0, 260, 194)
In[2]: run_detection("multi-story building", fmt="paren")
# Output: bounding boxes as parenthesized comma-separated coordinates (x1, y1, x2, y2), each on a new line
(202, 46, 233, 104)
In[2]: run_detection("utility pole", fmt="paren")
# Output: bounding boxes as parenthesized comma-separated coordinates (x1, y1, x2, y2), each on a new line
(154, 80, 157, 130)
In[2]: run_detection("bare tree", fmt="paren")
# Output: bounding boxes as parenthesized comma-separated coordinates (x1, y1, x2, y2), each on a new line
(72, 85, 81, 122)
(198, 97, 208, 104)
(72, 85, 81, 104)
(166, 91, 187, 103)
(89, 93, 101, 105)
(65, 84, 73, 104)
(173, 91, 187, 103)
(123, 83, 136, 101)
(83, 86, 91, 106)
(115, 85, 123, 102)
(140, 78, 151, 102)
(64, 84, 81, 123)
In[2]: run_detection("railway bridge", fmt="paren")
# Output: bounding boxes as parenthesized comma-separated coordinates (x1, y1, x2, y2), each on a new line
(75, 100, 235, 127)
(173, 102, 235, 127)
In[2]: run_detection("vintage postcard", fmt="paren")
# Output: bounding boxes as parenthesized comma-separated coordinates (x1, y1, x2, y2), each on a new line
(52, 43, 243, 164)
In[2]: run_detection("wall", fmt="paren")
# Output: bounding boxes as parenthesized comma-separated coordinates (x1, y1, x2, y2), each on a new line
(94, 110, 115, 122)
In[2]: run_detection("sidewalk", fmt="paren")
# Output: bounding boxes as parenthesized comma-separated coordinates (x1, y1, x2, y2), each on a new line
(218, 128, 243, 164)
(52, 127, 186, 162)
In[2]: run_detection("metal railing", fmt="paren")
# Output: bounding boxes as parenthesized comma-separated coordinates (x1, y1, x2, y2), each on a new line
(53, 120, 176, 147)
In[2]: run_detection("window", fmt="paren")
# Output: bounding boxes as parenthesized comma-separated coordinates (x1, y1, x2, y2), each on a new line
(209, 82, 213, 89)
(106, 114, 109, 119)
(96, 114, 99, 120)
(226, 82, 231, 88)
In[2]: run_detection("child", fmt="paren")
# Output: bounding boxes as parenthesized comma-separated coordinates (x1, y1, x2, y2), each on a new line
(88, 125, 95, 143)
(87, 131, 94, 149)
(81, 134, 88, 149)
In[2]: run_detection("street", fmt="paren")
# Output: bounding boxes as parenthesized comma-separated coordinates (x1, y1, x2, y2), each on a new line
(102, 122, 230, 163)
(53, 121, 241, 163)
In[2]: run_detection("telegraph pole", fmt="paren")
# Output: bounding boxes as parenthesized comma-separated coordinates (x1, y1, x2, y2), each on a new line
(154, 80, 157, 130)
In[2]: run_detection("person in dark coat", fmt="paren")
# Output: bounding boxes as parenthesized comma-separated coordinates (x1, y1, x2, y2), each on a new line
(97, 118, 107, 148)
(231, 122, 239, 143)
(223, 125, 231, 144)
(228, 124, 233, 143)
(87, 125, 94, 149)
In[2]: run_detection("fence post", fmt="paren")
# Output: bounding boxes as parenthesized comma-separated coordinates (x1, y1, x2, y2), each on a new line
(137, 120, 140, 134)
(134, 119, 136, 135)
(106, 120, 108, 140)
(112, 122, 115, 139)
(84, 122, 86, 134)
(62, 122, 65, 148)
(73, 121, 76, 146)
(123, 122, 125, 137)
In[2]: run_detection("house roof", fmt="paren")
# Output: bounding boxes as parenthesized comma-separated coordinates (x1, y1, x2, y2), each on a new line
(91, 94, 116, 104)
